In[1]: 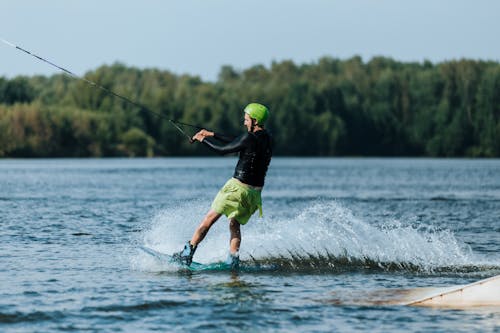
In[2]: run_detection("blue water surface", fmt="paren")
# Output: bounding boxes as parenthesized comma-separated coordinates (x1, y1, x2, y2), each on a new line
(0, 158, 499, 332)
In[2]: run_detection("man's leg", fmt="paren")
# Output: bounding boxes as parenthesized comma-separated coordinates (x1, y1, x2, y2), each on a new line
(190, 209, 222, 246)
(227, 219, 241, 268)
(173, 209, 222, 265)
(229, 218, 241, 254)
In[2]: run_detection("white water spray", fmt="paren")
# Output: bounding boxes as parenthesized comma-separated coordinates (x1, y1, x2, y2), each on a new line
(132, 200, 490, 272)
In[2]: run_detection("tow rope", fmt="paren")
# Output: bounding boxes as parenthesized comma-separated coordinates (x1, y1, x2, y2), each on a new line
(1, 37, 203, 143)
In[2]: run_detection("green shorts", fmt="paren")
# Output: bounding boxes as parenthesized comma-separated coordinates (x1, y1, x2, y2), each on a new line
(211, 178, 263, 225)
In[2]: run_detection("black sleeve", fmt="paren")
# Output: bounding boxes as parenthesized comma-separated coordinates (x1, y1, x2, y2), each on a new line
(202, 133, 251, 155)
(213, 132, 236, 143)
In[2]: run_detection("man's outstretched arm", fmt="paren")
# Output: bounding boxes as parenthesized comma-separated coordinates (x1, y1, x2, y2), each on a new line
(202, 133, 250, 155)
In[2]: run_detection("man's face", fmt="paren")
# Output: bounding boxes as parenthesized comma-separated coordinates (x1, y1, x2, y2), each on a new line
(244, 113, 253, 132)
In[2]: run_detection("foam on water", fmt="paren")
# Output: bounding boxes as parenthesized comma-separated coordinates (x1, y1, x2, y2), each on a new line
(132, 200, 496, 273)
(244, 201, 482, 272)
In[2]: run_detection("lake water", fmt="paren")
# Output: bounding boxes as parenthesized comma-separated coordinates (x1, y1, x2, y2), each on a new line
(1, 158, 499, 332)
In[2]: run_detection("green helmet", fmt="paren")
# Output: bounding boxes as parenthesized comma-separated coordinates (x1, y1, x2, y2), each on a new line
(244, 103, 269, 125)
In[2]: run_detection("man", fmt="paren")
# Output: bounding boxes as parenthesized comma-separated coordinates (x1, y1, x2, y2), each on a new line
(173, 103, 272, 267)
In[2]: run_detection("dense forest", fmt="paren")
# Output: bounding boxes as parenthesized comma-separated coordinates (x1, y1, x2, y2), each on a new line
(0, 56, 499, 157)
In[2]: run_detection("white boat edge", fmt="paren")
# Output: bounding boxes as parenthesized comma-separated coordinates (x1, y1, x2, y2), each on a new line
(405, 274, 500, 307)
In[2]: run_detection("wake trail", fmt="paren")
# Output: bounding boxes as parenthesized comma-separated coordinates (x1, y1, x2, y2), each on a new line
(131, 200, 499, 275)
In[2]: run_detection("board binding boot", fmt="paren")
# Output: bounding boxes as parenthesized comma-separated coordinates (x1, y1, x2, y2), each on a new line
(172, 241, 197, 266)
(226, 252, 240, 269)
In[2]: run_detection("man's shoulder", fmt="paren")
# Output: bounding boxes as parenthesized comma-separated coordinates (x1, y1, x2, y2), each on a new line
(252, 129, 271, 137)
(253, 130, 272, 143)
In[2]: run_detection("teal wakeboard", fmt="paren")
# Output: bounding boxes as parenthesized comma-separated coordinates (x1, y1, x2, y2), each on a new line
(139, 246, 232, 271)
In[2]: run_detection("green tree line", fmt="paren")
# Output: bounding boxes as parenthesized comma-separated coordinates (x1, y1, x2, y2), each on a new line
(0, 56, 499, 157)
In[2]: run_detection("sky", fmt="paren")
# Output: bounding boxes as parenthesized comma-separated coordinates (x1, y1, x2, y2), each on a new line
(1, 0, 499, 81)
